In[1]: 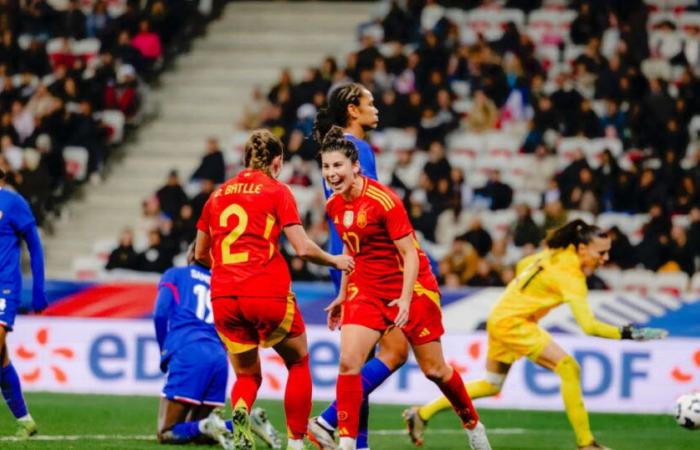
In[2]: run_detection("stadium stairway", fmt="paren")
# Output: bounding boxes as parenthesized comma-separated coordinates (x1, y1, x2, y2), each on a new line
(42, 1, 374, 279)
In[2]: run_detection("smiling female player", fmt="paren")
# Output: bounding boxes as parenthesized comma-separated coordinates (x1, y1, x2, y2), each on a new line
(319, 126, 492, 450)
(308, 83, 410, 450)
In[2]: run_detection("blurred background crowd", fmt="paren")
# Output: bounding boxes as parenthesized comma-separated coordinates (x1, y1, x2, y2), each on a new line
(7, 0, 698, 290)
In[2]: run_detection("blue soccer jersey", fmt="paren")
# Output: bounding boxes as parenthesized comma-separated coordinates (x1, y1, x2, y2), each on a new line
(153, 264, 223, 370)
(0, 187, 46, 328)
(322, 134, 378, 291)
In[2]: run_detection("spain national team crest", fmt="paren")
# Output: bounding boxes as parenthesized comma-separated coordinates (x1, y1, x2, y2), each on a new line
(343, 211, 354, 228)
(357, 210, 367, 228)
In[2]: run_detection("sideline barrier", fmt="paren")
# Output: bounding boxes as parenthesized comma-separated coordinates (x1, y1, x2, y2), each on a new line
(9, 317, 696, 414)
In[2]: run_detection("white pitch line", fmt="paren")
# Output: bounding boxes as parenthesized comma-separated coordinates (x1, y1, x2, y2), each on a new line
(0, 428, 527, 442)
(0, 434, 154, 441)
(373, 428, 527, 435)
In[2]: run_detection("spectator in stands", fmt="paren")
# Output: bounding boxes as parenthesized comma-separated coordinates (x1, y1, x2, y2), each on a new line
(85, 0, 113, 41)
(673, 175, 700, 214)
(190, 137, 225, 184)
(456, 217, 492, 258)
(106, 228, 139, 270)
(512, 204, 542, 247)
(66, 100, 107, 177)
(114, 30, 144, 73)
(104, 64, 140, 120)
(668, 226, 695, 275)
(191, 178, 214, 220)
(15, 148, 50, 225)
(570, 2, 605, 45)
(59, 0, 87, 40)
(474, 169, 513, 211)
(565, 166, 601, 214)
(131, 19, 162, 74)
(136, 229, 173, 273)
(440, 239, 479, 286)
(606, 226, 637, 269)
(542, 199, 567, 234)
(171, 203, 197, 250)
(467, 260, 504, 287)
(466, 89, 498, 133)
(156, 169, 188, 219)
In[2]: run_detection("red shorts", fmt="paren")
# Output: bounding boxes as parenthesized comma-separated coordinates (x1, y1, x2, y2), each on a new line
(340, 283, 444, 345)
(212, 293, 305, 354)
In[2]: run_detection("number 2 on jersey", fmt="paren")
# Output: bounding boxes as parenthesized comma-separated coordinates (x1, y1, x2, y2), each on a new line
(219, 204, 276, 264)
(193, 284, 213, 323)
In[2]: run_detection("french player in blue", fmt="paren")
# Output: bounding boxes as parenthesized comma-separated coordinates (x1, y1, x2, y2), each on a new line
(154, 244, 281, 449)
(308, 83, 409, 450)
(0, 168, 47, 439)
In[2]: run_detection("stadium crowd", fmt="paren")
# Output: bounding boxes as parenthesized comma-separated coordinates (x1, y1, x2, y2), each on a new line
(0, 0, 224, 228)
(106, 0, 700, 290)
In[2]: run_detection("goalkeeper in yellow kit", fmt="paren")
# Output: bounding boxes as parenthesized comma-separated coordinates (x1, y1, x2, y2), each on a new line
(403, 220, 667, 450)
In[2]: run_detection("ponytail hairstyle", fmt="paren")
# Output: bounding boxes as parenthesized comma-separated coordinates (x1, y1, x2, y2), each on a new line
(318, 125, 359, 164)
(244, 129, 284, 174)
(313, 82, 365, 144)
(545, 219, 608, 250)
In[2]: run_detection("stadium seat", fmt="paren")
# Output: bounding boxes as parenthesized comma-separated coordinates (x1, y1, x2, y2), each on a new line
(98, 110, 126, 145)
(689, 272, 700, 296)
(63, 146, 89, 181)
(620, 269, 656, 296)
(597, 267, 622, 289)
(652, 272, 689, 297)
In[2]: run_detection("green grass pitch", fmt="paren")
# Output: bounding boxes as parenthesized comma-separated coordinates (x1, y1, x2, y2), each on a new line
(0, 393, 695, 449)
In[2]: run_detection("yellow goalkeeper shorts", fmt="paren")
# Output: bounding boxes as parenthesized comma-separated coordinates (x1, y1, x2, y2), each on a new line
(486, 317, 553, 364)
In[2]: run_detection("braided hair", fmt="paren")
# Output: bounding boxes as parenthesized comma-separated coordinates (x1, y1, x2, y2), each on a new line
(545, 219, 608, 249)
(244, 129, 284, 174)
(313, 82, 365, 144)
(318, 125, 358, 163)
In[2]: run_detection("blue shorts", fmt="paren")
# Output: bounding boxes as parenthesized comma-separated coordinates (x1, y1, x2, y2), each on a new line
(0, 294, 19, 331)
(162, 341, 228, 407)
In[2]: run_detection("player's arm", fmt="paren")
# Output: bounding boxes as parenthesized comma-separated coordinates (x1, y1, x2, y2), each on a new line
(17, 212, 47, 312)
(194, 230, 212, 268)
(283, 224, 353, 271)
(153, 276, 176, 354)
(325, 246, 350, 330)
(390, 234, 419, 328)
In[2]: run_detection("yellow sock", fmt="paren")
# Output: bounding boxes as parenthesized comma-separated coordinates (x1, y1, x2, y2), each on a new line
(554, 356, 595, 447)
(418, 379, 500, 421)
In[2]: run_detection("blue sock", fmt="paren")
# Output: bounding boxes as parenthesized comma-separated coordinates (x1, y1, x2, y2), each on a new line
(357, 398, 370, 449)
(320, 357, 392, 430)
(225, 420, 233, 432)
(170, 421, 201, 442)
(1, 363, 28, 419)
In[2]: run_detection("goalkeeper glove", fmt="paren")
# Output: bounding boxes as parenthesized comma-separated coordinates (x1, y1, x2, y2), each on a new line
(621, 325, 668, 341)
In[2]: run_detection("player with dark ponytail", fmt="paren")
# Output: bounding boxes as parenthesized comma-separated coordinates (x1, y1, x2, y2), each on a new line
(406, 219, 667, 450)
(308, 85, 411, 450)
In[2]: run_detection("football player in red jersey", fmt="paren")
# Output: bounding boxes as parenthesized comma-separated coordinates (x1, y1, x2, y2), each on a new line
(320, 127, 492, 450)
(195, 129, 354, 450)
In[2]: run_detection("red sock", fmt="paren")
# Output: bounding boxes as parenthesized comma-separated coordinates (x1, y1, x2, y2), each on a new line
(284, 355, 312, 439)
(231, 373, 262, 411)
(436, 369, 479, 429)
(336, 374, 363, 438)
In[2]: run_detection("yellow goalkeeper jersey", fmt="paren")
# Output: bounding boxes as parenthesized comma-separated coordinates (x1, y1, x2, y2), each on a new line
(489, 246, 621, 339)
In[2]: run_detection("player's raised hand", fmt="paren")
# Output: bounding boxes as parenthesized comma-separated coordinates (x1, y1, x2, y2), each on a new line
(332, 254, 354, 272)
(389, 296, 411, 328)
(324, 296, 345, 331)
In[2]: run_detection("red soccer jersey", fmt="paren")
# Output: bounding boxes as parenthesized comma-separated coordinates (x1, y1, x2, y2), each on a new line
(325, 177, 438, 301)
(197, 169, 302, 299)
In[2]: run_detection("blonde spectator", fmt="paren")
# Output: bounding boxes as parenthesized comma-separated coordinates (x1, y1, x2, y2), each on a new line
(467, 89, 499, 132)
